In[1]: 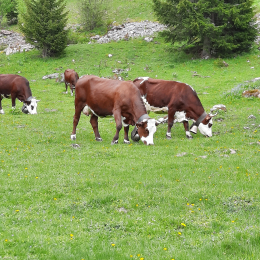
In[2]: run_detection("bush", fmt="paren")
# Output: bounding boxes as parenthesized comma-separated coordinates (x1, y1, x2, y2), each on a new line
(0, 0, 18, 26)
(79, 0, 110, 31)
(19, 0, 69, 58)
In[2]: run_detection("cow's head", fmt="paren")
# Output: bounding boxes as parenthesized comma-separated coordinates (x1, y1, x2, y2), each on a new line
(133, 118, 159, 145)
(22, 97, 40, 114)
(190, 104, 226, 137)
(198, 115, 213, 137)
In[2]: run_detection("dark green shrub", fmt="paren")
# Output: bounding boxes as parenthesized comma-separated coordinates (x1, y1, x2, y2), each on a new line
(19, 0, 68, 57)
(152, 0, 257, 58)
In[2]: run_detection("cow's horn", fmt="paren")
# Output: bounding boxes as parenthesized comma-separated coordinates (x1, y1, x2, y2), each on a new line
(209, 104, 227, 117)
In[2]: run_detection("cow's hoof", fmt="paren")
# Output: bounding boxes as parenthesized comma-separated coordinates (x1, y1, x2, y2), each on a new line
(0, 109, 4, 114)
(166, 135, 172, 140)
(71, 134, 76, 140)
(111, 140, 118, 145)
(123, 139, 130, 144)
(95, 137, 103, 142)
(186, 135, 193, 139)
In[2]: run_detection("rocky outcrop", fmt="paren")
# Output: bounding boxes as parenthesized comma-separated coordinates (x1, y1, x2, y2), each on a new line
(89, 21, 166, 44)
(0, 30, 34, 55)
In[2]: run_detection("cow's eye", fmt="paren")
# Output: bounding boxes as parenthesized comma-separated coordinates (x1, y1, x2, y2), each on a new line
(208, 123, 212, 128)
(31, 106, 34, 110)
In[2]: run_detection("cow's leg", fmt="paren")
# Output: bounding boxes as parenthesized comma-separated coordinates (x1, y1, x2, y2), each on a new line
(70, 84, 73, 96)
(90, 114, 102, 142)
(166, 111, 175, 139)
(111, 111, 122, 145)
(11, 94, 16, 110)
(65, 82, 68, 94)
(71, 103, 83, 140)
(123, 125, 130, 144)
(0, 95, 4, 114)
(183, 121, 193, 139)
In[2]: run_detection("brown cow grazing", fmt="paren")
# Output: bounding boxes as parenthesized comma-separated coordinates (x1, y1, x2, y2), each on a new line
(133, 77, 226, 139)
(64, 69, 79, 96)
(0, 74, 39, 114)
(71, 75, 159, 145)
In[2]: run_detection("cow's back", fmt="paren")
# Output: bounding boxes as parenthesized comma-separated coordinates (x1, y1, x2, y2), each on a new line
(0, 74, 30, 96)
(135, 78, 202, 109)
(76, 75, 145, 117)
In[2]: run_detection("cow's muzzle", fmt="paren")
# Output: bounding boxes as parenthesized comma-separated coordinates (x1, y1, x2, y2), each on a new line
(21, 104, 29, 114)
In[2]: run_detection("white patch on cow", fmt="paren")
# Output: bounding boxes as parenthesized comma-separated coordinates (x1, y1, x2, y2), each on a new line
(188, 85, 195, 92)
(174, 111, 188, 123)
(0, 109, 4, 114)
(26, 98, 38, 114)
(198, 118, 213, 137)
(141, 95, 151, 107)
(71, 134, 76, 140)
(124, 139, 130, 144)
(166, 132, 171, 138)
(186, 131, 192, 138)
(140, 118, 157, 145)
(137, 77, 149, 84)
(121, 116, 128, 127)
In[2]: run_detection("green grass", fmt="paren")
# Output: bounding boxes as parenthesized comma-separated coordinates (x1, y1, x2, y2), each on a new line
(1, 1, 260, 259)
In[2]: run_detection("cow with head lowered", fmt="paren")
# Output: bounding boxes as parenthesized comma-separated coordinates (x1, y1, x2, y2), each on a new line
(133, 77, 226, 139)
(0, 74, 39, 114)
(64, 69, 79, 96)
(71, 75, 159, 145)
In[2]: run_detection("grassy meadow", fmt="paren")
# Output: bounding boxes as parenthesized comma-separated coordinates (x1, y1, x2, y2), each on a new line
(1, 0, 260, 259)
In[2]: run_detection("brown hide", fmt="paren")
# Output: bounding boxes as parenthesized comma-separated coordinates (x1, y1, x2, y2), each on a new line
(71, 75, 155, 144)
(64, 69, 79, 95)
(0, 74, 32, 110)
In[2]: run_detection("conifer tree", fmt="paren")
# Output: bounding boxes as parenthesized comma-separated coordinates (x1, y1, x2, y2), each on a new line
(19, 0, 68, 57)
(152, 0, 257, 57)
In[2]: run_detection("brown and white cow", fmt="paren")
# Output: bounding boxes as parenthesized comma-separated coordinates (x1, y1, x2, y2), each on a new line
(133, 77, 226, 139)
(64, 69, 79, 96)
(0, 74, 39, 114)
(71, 75, 159, 145)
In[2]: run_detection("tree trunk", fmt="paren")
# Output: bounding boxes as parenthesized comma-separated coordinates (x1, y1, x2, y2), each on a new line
(201, 35, 211, 58)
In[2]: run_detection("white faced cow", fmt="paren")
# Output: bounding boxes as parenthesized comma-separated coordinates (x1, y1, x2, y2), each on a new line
(0, 74, 39, 114)
(133, 77, 226, 139)
(71, 75, 159, 145)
